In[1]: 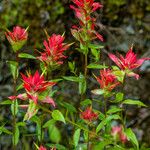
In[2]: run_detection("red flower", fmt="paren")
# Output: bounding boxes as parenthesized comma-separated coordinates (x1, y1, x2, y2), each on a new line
(109, 47, 150, 79)
(38, 145, 56, 150)
(5, 26, 28, 52)
(81, 107, 98, 122)
(38, 34, 70, 65)
(39, 145, 47, 150)
(111, 125, 127, 144)
(96, 69, 120, 91)
(5, 26, 28, 42)
(21, 71, 56, 104)
(70, 0, 103, 42)
(111, 126, 122, 136)
(70, 0, 103, 17)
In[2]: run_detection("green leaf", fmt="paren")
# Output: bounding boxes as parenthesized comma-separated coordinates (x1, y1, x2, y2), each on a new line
(125, 128, 139, 150)
(68, 61, 76, 74)
(43, 119, 56, 128)
(113, 70, 125, 83)
(7, 61, 18, 79)
(107, 107, 122, 114)
(88, 43, 104, 49)
(31, 116, 42, 141)
(114, 92, 124, 103)
(98, 113, 105, 120)
(12, 125, 19, 145)
(80, 99, 92, 106)
(16, 122, 26, 127)
(11, 100, 18, 116)
(83, 130, 88, 142)
(60, 102, 77, 113)
(50, 79, 63, 82)
(87, 63, 108, 69)
(0, 126, 12, 135)
(48, 124, 61, 143)
(91, 89, 104, 95)
(52, 110, 66, 124)
(46, 144, 67, 150)
(18, 53, 36, 59)
(23, 100, 38, 121)
(0, 100, 12, 105)
(91, 48, 100, 62)
(79, 73, 86, 95)
(93, 141, 112, 150)
(11, 40, 26, 52)
(123, 99, 147, 107)
(63, 76, 81, 82)
(16, 83, 23, 91)
(96, 114, 121, 133)
(73, 129, 81, 147)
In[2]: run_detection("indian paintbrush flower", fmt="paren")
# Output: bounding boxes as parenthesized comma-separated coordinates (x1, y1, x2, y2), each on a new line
(96, 69, 120, 92)
(111, 125, 127, 144)
(80, 106, 98, 122)
(109, 47, 150, 79)
(37, 34, 70, 67)
(39, 145, 47, 150)
(21, 70, 56, 105)
(70, 0, 103, 43)
(5, 26, 28, 52)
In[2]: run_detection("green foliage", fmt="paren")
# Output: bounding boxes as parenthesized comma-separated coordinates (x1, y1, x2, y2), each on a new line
(123, 99, 147, 107)
(18, 53, 36, 59)
(52, 110, 66, 124)
(125, 128, 139, 150)
(73, 129, 81, 147)
(7, 61, 18, 80)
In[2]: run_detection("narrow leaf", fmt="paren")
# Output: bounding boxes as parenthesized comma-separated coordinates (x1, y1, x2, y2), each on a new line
(73, 129, 81, 147)
(18, 53, 36, 59)
(125, 128, 139, 150)
(87, 63, 108, 69)
(123, 99, 146, 107)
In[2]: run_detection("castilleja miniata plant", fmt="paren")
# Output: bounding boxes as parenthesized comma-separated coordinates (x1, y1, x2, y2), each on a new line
(1, 0, 149, 150)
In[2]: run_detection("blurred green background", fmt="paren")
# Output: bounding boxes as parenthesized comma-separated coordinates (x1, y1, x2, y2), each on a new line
(0, 0, 150, 149)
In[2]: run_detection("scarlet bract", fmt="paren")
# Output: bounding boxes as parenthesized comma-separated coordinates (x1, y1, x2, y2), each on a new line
(37, 34, 70, 66)
(96, 69, 120, 91)
(109, 47, 150, 79)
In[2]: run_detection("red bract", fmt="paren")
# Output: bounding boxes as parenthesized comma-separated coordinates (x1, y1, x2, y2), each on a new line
(39, 145, 47, 150)
(38, 34, 70, 65)
(96, 69, 120, 91)
(109, 47, 150, 79)
(5, 26, 28, 43)
(70, 0, 103, 42)
(81, 107, 98, 122)
(21, 71, 56, 104)
(70, 0, 103, 17)
(111, 126, 127, 144)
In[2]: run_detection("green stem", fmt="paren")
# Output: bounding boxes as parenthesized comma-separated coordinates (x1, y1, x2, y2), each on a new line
(84, 53, 88, 78)
(104, 96, 107, 117)
(13, 52, 19, 150)
(87, 125, 90, 150)
(121, 76, 126, 127)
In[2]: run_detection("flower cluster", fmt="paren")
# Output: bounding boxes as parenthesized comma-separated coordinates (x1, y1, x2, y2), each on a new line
(111, 125, 127, 144)
(5, 26, 28, 52)
(20, 70, 56, 105)
(109, 47, 150, 79)
(70, 0, 103, 43)
(80, 106, 98, 122)
(38, 34, 70, 67)
(8, 71, 56, 120)
(96, 69, 120, 91)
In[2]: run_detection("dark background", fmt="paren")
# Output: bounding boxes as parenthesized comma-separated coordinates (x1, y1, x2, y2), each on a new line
(0, 0, 150, 149)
